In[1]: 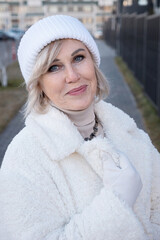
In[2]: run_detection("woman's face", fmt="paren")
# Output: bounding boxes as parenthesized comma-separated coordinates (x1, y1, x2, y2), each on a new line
(40, 39, 97, 111)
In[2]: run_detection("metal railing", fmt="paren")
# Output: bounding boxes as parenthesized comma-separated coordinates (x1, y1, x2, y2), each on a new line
(103, 14, 160, 114)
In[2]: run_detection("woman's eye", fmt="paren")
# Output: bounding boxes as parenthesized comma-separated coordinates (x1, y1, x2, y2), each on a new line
(74, 55, 84, 63)
(48, 65, 60, 73)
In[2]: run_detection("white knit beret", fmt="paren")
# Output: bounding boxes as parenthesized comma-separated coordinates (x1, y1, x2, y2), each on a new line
(17, 15, 100, 84)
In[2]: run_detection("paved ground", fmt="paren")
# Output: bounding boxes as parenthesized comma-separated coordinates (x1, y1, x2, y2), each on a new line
(0, 40, 145, 166)
(97, 40, 144, 129)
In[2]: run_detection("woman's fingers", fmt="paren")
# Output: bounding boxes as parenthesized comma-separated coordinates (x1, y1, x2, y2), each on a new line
(101, 149, 143, 207)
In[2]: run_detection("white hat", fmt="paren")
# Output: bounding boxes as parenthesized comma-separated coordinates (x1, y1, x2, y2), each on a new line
(17, 15, 100, 84)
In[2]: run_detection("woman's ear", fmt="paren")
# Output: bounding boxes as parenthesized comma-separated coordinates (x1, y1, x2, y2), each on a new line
(38, 80, 44, 93)
(38, 82, 49, 103)
(40, 90, 45, 99)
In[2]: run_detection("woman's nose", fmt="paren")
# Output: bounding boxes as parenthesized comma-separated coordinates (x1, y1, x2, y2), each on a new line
(65, 65, 80, 83)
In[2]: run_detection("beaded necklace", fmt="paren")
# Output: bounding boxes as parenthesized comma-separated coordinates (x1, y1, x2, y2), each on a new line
(84, 114, 98, 141)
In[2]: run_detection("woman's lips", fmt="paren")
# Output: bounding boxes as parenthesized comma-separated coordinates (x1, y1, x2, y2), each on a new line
(67, 85, 87, 95)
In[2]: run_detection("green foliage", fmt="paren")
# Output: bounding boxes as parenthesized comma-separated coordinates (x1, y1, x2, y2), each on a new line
(0, 61, 24, 89)
(0, 61, 27, 133)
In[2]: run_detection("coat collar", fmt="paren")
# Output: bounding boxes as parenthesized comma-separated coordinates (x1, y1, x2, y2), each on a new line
(25, 104, 83, 161)
(25, 101, 137, 164)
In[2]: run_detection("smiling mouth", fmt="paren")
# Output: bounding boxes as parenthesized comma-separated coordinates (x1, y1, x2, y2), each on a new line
(67, 85, 87, 95)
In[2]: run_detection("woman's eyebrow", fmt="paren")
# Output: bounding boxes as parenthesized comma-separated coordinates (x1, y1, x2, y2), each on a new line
(52, 58, 60, 63)
(71, 48, 85, 56)
(52, 48, 85, 62)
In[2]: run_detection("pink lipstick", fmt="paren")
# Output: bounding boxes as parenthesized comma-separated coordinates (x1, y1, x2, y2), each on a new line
(68, 85, 87, 96)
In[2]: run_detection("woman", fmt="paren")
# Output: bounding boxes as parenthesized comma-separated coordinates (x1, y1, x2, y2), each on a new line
(0, 15, 160, 240)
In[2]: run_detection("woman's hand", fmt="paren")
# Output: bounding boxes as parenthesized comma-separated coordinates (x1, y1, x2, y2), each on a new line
(101, 150, 143, 208)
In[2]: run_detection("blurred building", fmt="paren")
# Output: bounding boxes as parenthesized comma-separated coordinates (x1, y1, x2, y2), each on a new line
(0, 0, 115, 37)
(117, 0, 160, 14)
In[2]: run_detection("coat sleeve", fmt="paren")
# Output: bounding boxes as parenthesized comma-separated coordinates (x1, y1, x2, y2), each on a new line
(0, 144, 147, 240)
(150, 147, 160, 240)
(0, 178, 147, 240)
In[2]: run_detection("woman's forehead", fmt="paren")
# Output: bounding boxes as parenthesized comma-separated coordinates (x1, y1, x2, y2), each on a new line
(56, 39, 89, 56)
(60, 39, 86, 48)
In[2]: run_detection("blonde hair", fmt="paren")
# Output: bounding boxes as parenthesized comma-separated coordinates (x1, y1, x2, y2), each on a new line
(24, 40, 109, 118)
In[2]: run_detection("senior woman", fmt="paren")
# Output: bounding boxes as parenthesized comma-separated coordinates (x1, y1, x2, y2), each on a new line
(0, 15, 160, 240)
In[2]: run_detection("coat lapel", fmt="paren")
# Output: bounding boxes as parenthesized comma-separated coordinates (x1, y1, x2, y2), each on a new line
(25, 105, 83, 161)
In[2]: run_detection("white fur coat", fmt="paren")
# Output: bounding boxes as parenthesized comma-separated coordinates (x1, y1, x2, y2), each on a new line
(0, 101, 160, 240)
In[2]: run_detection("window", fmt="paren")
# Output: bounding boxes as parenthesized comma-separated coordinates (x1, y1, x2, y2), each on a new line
(49, 6, 58, 13)
(68, 6, 73, 11)
(58, 6, 62, 12)
(138, 0, 148, 5)
(83, 5, 92, 12)
(123, 0, 133, 6)
(78, 6, 83, 12)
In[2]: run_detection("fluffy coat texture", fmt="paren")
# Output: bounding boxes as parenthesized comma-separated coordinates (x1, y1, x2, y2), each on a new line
(0, 101, 160, 240)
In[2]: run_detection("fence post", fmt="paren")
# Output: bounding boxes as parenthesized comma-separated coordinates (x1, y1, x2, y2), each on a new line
(133, 14, 137, 74)
(157, 16, 160, 114)
(12, 41, 16, 61)
(1, 65, 8, 87)
(143, 15, 147, 90)
(116, 15, 121, 55)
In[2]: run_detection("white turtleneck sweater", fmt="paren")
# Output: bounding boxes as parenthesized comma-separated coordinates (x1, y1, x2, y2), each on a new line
(51, 102, 104, 140)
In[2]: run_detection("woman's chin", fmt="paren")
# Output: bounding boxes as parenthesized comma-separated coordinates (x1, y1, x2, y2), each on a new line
(53, 96, 94, 111)
(67, 102, 93, 111)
